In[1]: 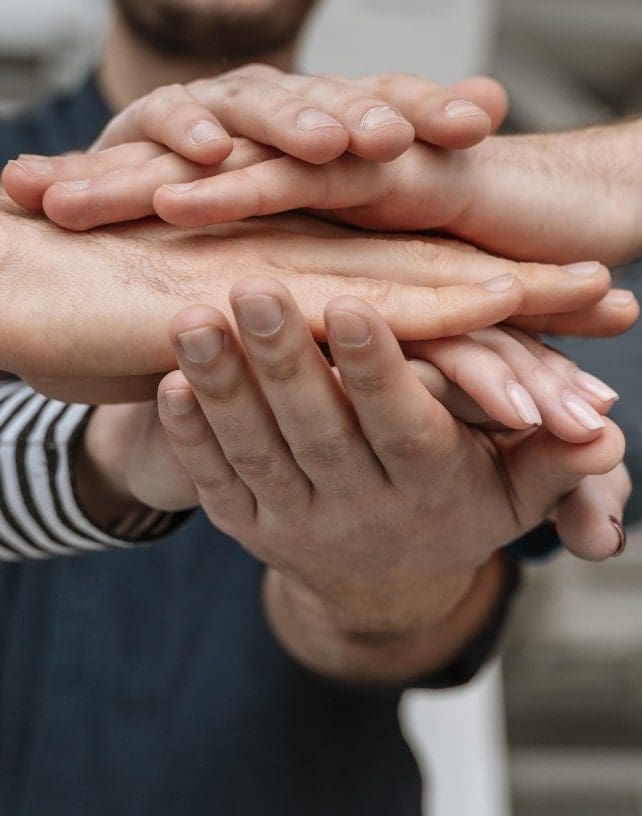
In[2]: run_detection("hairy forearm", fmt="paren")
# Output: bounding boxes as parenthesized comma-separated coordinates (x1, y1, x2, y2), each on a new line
(263, 554, 506, 686)
(454, 118, 642, 267)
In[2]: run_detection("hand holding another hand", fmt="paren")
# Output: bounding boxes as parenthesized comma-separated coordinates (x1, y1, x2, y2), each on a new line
(79, 276, 627, 682)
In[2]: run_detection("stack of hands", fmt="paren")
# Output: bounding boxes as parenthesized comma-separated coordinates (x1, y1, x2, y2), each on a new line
(1, 65, 638, 681)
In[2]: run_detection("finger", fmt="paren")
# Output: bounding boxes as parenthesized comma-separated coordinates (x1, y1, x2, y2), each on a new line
(275, 233, 609, 320)
(473, 327, 608, 443)
(324, 295, 459, 485)
(404, 335, 542, 431)
(1, 142, 166, 211)
(554, 463, 632, 561)
(122, 398, 200, 512)
(508, 288, 640, 337)
(499, 327, 619, 413)
(279, 271, 525, 341)
(407, 358, 498, 427)
(449, 76, 509, 133)
(505, 418, 626, 533)
(42, 140, 278, 231)
(189, 74, 354, 164)
(169, 305, 311, 514)
(192, 69, 414, 163)
(154, 153, 392, 226)
(91, 84, 233, 164)
(229, 276, 379, 495)
(157, 369, 256, 528)
(355, 73, 498, 149)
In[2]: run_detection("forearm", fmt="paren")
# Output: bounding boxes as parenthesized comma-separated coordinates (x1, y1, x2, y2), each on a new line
(454, 118, 642, 266)
(263, 553, 506, 686)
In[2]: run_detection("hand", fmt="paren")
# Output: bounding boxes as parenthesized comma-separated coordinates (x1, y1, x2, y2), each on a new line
(141, 277, 624, 681)
(1, 202, 632, 403)
(1, 67, 507, 229)
(76, 277, 628, 681)
(24, 118, 640, 270)
(86, 317, 619, 524)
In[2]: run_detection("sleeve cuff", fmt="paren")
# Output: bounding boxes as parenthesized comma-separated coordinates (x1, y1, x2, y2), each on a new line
(413, 555, 521, 690)
(0, 381, 187, 561)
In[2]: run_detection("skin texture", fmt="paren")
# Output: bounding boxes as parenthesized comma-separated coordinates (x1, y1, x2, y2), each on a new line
(1, 68, 509, 228)
(76, 278, 627, 684)
(0, 198, 632, 403)
(2, 0, 635, 683)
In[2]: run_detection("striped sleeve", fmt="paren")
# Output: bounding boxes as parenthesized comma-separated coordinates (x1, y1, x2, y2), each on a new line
(0, 380, 185, 561)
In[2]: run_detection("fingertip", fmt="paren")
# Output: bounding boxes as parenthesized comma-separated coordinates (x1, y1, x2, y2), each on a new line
(41, 183, 93, 231)
(168, 304, 230, 344)
(186, 121, 234, 164)
(1, 160, 49, 210)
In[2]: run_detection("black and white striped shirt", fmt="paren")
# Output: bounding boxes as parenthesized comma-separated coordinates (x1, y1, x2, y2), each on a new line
(0, 380, 181, 561)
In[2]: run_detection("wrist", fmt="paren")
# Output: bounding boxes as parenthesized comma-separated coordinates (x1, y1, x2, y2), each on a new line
(264, 556, 504, 685)
(74, 404, 145, 528)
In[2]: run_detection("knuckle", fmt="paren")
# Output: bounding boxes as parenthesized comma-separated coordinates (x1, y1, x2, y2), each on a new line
(375, 422, 432, 460)
(345, 365, 391, 396)
(237, 62, 280, 80)
(260, 354, 301, 384)
(290, 426, 356, 467)
(227, 447, 277, 479)
(163, 421, 210, 452)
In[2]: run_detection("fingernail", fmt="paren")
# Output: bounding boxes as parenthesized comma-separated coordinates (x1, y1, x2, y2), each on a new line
(561, 390, 606, 430)
(13, 158, 53, 176)
(327, 310, 372, 347)
(506, 381, 542, 426)
(564, 261, 601, 277)
(609, 515, 627, 557)
(480, 273, 514, 293)
(234, 294, 284, 336)
(297, 108, 342, 131)
(164, 389, 196, 416)
(190, 120, 225, 145)
(445, 99, 486, 119)
(361, 106, 407, 132)
(58, 179, 90, 192)
(573, 370, 619, 403)
(165, 181, 198, 194)
(607, 289, 635, 307)
(177, 326, 224, 363)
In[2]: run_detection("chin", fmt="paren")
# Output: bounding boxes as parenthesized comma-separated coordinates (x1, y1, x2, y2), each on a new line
(115, 0, 317, 59)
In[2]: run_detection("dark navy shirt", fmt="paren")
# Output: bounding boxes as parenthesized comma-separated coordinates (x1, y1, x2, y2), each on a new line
(8, 73, 624, 816)
(0, 77, 523, 816)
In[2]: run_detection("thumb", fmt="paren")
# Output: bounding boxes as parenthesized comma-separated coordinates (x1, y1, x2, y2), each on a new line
(504, 419, 626, 532)
(554, 463, 632, 562)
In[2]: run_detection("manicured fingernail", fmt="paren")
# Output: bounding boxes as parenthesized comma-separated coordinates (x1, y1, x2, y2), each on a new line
(164, 389, 196, 416)
(564, 261, 601, 277)
(177, 326, 224, 363)
(561, 390, 606, 430)
(606, 289, 635, 307)
(58, 179, 90, 192)
(506, 381, 542, 426)
(327, 310, 372, 347)
(361, 106, 407, 132)
(445, 99, 486, 119)
(165, 181, 198, 194)
(480, 273, 514, 292)
(235, 294, 284, 336)
(610, 516, 627, 557)
(574, 370, 619, 403)
(13, 158, 53, 176)
(190, 120, 225, 145)
(297, 108, 342, 131)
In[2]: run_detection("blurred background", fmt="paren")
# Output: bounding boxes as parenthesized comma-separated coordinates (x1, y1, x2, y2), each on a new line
(2, 1, 642, 814)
